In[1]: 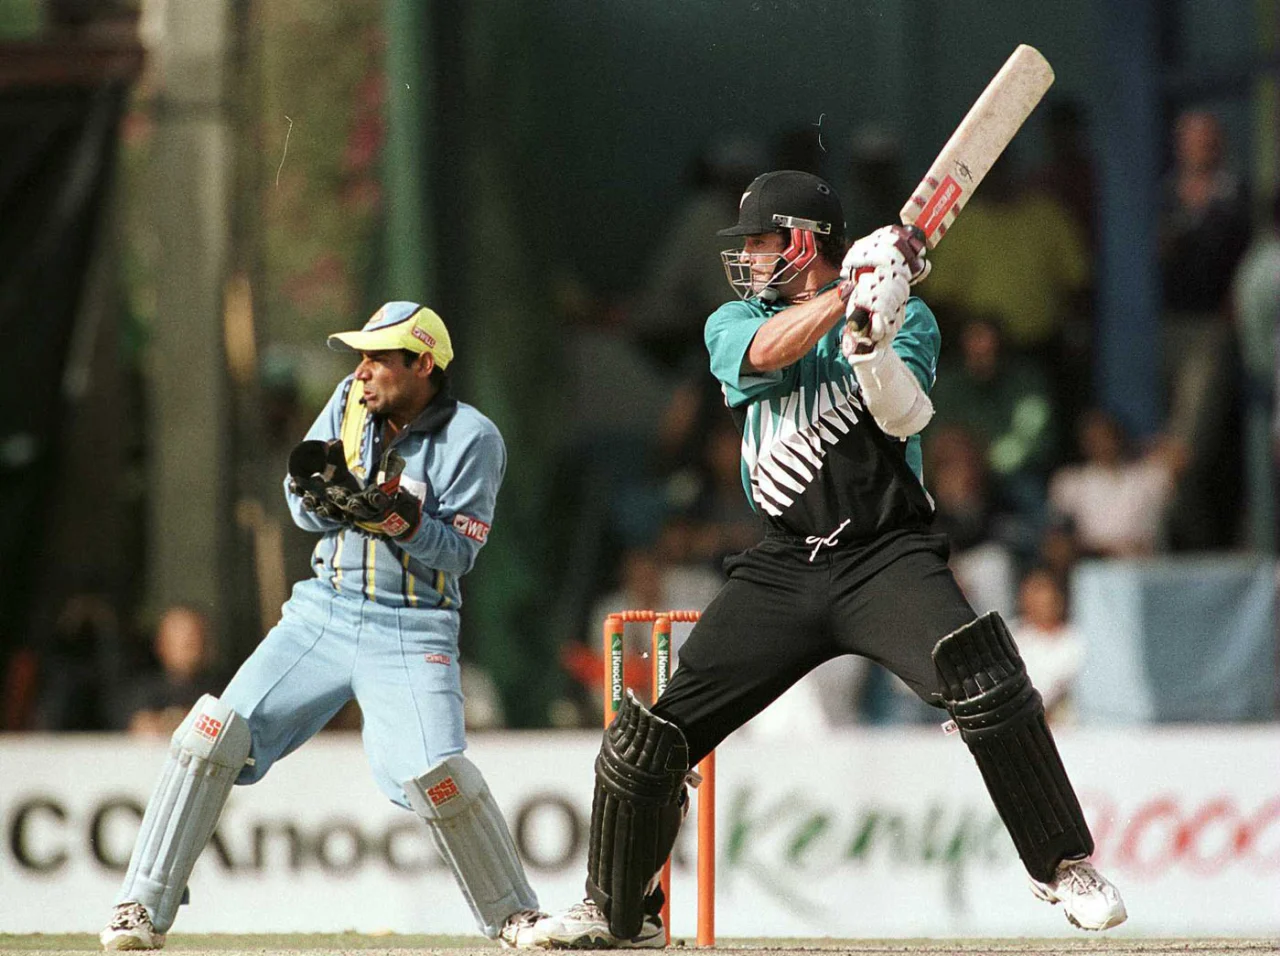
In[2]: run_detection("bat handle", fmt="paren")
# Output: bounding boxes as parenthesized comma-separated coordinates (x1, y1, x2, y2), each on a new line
(836, 276, 871, 334)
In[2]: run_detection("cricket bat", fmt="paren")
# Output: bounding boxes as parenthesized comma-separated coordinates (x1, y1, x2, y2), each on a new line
(902, 44, 1055, 247)
(848, 45, 1053, 332)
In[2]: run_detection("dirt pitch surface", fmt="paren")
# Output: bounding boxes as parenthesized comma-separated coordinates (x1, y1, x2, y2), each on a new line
(2, 936, 1276, 956)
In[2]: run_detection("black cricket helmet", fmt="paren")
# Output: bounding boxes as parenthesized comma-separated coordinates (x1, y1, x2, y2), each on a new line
(718, 170, 845, 299)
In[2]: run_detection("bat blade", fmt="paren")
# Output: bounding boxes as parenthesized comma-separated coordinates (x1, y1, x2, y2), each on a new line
(901, 44, 1054, 248)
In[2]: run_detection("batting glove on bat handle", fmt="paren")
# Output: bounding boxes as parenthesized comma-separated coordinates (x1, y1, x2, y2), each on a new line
(839, 224, 929, 332)
(840, 282, 872, 334)
(883, 224, 930, 285)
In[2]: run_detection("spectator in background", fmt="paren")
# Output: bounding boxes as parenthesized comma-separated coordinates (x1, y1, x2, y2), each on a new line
(1030, 99, 1098, 245)
(28, 593, 122, 730)
(662, 416, 761, 569)
(926, 424, 1018, 618)
(588, 536, 723, 660)
(1229, 190, 1280, 551)
(921, 150, 1091, 375)
(562, 536, 723, 725)
(1028, 99, 1100, 431)
(259, 347, 308, 447)
(928, 315, 1058, 533)
(552, 138, 763, 667)
(1048, 408, 1185, 559)
(1159, 110, 1252, 549)
(1160, 110, 1252, 321)
(123, 604, 218, 736)
(1009, 567, 1082, 726)
(626, 134, 767, 371)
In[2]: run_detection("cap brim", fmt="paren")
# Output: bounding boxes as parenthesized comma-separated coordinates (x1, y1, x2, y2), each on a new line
(326, 330, 422, 353)
(716, 223, 759, 237)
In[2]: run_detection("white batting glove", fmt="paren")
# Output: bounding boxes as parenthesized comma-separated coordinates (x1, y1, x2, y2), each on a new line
(840, 264, 910, 361)
(840, 224, 930, 286)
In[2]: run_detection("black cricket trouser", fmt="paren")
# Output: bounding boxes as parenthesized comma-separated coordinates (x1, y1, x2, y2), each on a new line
(653, 529, 976, 765)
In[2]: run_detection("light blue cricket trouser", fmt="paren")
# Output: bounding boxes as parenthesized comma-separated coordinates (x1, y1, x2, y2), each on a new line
(222, 578, 467, 806)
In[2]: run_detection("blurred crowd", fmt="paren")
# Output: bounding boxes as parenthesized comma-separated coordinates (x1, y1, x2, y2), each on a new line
(3, 103, 1276, 736)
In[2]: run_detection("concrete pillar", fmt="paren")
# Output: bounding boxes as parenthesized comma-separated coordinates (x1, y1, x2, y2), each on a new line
(145, 0, 234, 637)
(1095, 0, 1164, 437)
(385, 0, 434, 303)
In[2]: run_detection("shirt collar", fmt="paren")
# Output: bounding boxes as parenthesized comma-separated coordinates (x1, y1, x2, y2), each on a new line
(389, 383, 458, 437)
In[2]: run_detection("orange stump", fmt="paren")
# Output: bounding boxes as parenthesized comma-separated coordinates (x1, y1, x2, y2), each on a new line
(602, 610, 715, 946)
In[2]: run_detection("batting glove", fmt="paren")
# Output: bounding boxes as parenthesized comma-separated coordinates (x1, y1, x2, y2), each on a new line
(840, 264, 911, 359)
(840, 224, 930, 286)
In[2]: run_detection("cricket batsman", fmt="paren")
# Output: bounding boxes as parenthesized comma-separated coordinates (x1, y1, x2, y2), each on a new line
(100, 302, 543, 949)
(523, 172, 1126, 948)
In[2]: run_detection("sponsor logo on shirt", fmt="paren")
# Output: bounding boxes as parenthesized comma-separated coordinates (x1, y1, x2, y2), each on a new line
(424, 652, 452, 666)
(427, 776, 461, 806)
(451, 513, 490, 543)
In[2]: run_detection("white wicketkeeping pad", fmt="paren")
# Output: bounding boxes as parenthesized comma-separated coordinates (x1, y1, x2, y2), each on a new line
(404, 753, 538, 937)
(114, 694, 252, 933)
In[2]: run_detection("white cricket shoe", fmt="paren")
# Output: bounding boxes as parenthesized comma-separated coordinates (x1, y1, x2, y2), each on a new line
(499, 909, 548, 949)
(100, 902, 166, 951)
(526, 899, 665, 949)
(1030, 858, 1127, 931)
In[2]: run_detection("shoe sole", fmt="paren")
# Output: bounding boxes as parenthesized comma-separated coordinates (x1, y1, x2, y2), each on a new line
(100, 931, 165, 951)
(533, 930, 664, 950)
(101, 938, 163, 952)
(1029, 882, 1127, 932)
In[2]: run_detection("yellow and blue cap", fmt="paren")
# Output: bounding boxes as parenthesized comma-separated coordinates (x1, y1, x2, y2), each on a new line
(327, 301, 454, 369)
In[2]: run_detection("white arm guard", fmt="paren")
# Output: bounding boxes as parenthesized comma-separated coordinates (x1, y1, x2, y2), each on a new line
(851, 345, 934, 438)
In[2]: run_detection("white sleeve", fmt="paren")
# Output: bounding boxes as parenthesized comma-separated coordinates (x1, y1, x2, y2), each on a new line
(851, 345, 934, 438)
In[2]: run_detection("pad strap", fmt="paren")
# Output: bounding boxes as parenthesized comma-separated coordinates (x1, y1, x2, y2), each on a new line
(933, 613, 1094, 882)
(587, 691, 689, 939)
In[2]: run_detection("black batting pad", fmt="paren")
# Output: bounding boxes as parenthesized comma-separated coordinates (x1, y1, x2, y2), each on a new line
(934, 612, 1094, 882)
(586, 691, 689, 939)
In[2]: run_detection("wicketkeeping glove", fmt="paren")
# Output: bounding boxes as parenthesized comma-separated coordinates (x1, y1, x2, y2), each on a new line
(288, 439, 362, 522)
(334, 450, 422, 539)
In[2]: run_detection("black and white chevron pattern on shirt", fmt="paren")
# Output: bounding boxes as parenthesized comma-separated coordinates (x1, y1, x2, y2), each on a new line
(742, 373, 865, 516)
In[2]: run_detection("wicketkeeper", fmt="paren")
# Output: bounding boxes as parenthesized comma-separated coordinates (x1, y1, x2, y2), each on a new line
(100, 302, 544, 950)
(523, 172, 1126, 949)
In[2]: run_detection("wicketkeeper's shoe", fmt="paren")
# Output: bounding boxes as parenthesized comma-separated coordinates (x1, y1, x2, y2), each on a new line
(525, 899, 665, 949)
(100, 902, 166, 951)
(1030, 857, 1127, 931)
(499, 908, 548, 949)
